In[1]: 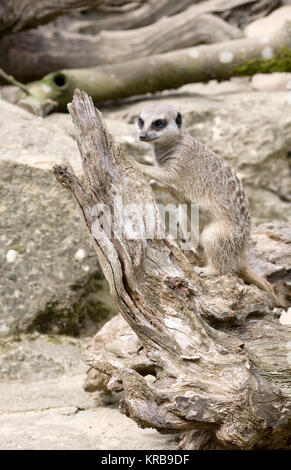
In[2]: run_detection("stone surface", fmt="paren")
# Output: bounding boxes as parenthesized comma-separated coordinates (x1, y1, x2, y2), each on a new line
(0, 99, 116, 334)
(0, 85, 19, 104)
(244, 6, 291, 37)
(280, 307, 291, 325)
(0, 405, 178, 450)
(0, 334, 178, 450)
(0, 334, 88, 382)
(251, 72, 291, 92)
(0, 98, 81, 172)
(46, 112, 149, 162)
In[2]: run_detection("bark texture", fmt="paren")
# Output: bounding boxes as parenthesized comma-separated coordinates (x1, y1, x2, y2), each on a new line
(83, 0, 279, 32)
(0, 0, 139, 38)
(0, 0, 278, 40)
(53, 89, 291, 450)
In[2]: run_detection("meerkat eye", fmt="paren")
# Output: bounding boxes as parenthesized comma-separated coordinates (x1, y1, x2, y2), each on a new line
(152, 119, 167, 129)
(137, 117, 144, 128)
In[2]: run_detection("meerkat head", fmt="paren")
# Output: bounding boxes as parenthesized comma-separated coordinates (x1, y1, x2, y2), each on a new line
(136, 103, 182, 145)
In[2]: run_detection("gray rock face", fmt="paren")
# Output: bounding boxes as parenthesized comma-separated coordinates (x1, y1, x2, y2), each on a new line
(45, 111, 149, 162)
(0, 99, 81, 172)
(0, 334, 178, 450)
(0, 99, 116, 334)
(0, 334, 87, 382)
(0, 404, 178, 450)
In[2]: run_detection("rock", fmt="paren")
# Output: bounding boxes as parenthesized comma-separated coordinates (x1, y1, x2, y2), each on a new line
(251, 73, 291, 92)
(45, 112, 148, 162)
(0, 99, 116, 334)
(279, 308, 291, 325)
(0, 394, 178, 450)
(103, 85, 291, 225)
(0, 334, 87, 382)
(0, 333, 178, 450)
(0, 85, 19, 104)
(0, 408, 178, 450)
(244, 6, 291, 37)
(0, 98, 81, 172)
(0, 325, 11, 338)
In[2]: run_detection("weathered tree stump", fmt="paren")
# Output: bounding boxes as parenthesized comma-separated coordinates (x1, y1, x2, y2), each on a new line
(53, 89, 290, 450)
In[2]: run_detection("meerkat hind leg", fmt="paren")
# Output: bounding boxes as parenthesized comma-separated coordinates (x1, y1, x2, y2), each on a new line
(195, 220, 232, 278)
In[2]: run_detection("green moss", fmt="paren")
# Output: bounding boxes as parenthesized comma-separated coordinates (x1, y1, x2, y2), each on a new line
(47, 336, 62, 345)
(8, 244, 26, 254)
(86, 298, 112, 323)
(27, 271, 117, 337)
(28, 300, 81, 336)
(233, 46, 291, 76)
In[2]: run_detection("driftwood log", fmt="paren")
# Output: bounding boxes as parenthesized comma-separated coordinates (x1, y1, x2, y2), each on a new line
(16, 20, 291, 115)
(0, 0, 140, 38)
(75, 0, 280, 32)
(0, 0, 279, 83)
(0, 0, 278, 40)
(53, 89, 291, 450)
(0, 12, 242, 83)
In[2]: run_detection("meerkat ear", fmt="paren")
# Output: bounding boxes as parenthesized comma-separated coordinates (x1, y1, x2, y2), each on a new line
(176, 112, 182, 128)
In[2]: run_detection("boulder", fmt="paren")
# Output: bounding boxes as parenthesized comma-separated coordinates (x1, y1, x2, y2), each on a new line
(0, 333, 178, 449)
(0, 334, 87, 382)
(244, 6, 291, 37)
(251, 72, 291, 92)
(0, 99, 116, 335)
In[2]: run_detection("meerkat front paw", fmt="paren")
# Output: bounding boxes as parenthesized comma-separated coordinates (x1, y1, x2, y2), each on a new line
(194, 266, 219, 277)
(190, 247, 200, 257)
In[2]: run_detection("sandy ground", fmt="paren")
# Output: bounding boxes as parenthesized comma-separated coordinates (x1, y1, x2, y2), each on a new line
(0, 335, 179, 450)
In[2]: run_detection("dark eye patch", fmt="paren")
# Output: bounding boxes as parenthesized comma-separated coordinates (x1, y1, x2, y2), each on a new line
(176, 112, 182, 128)
(137, 117, 144, 128)
(151, 119, 167, 129)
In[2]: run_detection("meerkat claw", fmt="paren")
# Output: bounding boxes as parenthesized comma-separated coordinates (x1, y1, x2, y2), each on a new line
(194, 266, 219, 277)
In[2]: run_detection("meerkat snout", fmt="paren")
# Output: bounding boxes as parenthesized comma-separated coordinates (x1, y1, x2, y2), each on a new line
(137, 103, 183, 144)
(139, 131, 148, 141)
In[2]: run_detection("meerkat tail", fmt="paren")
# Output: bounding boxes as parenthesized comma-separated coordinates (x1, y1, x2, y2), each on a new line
(238, 264, 278, 304)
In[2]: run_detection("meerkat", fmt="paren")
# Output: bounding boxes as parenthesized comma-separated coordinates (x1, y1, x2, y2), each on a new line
(133, 103, 276, 301)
